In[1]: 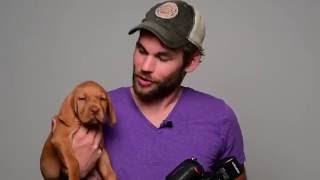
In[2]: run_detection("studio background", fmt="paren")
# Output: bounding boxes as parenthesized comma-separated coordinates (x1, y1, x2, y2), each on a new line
(0, 0, 319, 179)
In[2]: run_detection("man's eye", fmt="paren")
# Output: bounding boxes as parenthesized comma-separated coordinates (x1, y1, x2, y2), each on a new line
(138, 47, 147, 55)
(158, 55, 171, 62)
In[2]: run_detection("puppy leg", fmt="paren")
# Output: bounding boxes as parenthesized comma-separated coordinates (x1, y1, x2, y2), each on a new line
(98, 149, 116, 180)
(40, 136, 61, 179)
(51, 135, 80, 180)
(49, 121, 81, 180)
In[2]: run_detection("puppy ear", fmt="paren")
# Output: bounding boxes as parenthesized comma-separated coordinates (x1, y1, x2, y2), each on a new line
(105, 93, 116, 127)
(58, 92, 76, 126)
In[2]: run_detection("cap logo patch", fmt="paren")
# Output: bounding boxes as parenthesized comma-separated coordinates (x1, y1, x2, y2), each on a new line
(155, 2, 178, 19)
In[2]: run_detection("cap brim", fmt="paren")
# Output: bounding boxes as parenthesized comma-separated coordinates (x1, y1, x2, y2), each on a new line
(128, 21, 187, 49)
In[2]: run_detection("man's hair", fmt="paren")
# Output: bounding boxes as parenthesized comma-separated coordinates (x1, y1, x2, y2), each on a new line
(182, 42, 204, 68)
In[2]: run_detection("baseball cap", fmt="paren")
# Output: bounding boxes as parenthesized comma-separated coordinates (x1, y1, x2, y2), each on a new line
(128, 0, 205, 50)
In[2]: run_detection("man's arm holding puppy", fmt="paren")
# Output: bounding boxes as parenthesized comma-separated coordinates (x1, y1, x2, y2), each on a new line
(72, 126, 103, 178)
(53, 119, 103, 179)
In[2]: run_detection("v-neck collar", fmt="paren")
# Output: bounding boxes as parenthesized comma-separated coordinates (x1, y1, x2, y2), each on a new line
(126, 87, 187, 131)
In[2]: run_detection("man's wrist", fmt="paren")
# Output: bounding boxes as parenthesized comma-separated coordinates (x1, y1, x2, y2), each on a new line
(59, 170, 68, 180)
(59, 170, 89, 180)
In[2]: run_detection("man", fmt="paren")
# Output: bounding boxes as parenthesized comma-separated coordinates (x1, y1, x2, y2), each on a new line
(68, 0, 246, 179)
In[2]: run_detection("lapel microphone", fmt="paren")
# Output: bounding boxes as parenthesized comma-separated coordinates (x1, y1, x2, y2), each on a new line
(159, 119, 173, 128)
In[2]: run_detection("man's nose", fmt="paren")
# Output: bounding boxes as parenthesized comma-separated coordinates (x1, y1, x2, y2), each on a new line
(141, 56, 156, 72)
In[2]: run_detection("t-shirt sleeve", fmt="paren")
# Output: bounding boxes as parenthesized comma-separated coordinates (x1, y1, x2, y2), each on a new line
(219, 104, 246, 165)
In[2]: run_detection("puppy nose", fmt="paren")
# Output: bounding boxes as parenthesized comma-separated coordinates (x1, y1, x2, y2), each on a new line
(90, 105, 99, 114)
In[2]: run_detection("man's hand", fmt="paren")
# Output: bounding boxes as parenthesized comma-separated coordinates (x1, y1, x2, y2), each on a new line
(52, 118, 103, 178)
(235, 165, 247, 180)
(71, 126, 103, 178)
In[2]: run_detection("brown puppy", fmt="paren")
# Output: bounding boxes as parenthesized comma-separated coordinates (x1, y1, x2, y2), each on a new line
(40, 81, 116, 180)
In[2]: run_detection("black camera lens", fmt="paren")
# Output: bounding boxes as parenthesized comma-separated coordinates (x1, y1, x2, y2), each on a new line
(166, 159, 204, 180)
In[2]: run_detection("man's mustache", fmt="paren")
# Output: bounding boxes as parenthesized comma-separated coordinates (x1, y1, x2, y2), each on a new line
(134, 72, 158, 83)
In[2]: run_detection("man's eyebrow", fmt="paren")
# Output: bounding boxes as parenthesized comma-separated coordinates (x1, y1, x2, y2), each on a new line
(156, 51, 172, 57)
(136, 40, 174, 57)
(136, 41, 146, 51)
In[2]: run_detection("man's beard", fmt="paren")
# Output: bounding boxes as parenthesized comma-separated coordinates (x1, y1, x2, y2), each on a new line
(132, 67, 186, 102)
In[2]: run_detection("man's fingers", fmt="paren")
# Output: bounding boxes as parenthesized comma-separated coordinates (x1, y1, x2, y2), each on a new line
(73, 126, 88, 139)
(97, 148, 102, 155)
(93, 131, 103, 148)
(51, 118, 57, 131)
(92, 147, 103, 161)
(81, 129, 96, 144)
(71, 126, 101, 148)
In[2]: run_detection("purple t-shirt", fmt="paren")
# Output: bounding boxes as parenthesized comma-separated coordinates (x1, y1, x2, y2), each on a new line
(104, 87, 245, 180)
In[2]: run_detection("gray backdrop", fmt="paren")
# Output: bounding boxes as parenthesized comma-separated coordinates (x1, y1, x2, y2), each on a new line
(0, 0, 319, 179)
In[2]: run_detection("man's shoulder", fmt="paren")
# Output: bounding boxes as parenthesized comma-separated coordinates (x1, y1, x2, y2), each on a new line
(182, 87, 225, 105)
(181, 87, 235, 115)
(108, 87, 129, 96)
(107, 87, 131, 104)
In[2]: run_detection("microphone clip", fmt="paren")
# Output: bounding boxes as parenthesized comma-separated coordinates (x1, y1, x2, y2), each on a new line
(159, 119, 173, 128)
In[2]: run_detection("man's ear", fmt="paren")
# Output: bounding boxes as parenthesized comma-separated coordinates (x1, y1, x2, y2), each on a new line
(184, 52, 201, 73)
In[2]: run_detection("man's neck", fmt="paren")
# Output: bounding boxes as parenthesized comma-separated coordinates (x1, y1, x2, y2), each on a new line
(130, 86, 183, 127)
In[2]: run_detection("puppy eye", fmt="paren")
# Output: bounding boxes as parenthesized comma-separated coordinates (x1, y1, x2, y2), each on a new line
(100, 97, 107, 101)
(78, 97, 86, 101)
